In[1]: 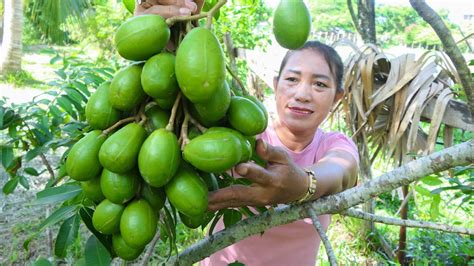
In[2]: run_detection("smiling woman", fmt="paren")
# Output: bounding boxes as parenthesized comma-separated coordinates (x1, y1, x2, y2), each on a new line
(203, 41, 359, 265)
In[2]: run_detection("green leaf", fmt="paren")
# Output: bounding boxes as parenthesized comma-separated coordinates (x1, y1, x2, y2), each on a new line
(33, 257, 53, 266)
(420, 175, 443, 186)
(57, 96, 77, 119)
(25, 147, 44, 162)
(3, 177, 19, 194)
(55, 214, 80, 258)
(1, 146, 14, 169)
(24, 205, 77, 250)
(19, 175, 30, 190)
(429, 194, 441, 220)
(208, 210, 224, 237)
(415, 185, 432, 197)
(223, 209, 242, 228)
(38, 205, 77, 231)
(79, 207, 114, 255)
(34, 184, 82, 205)
(24, 167, 40, 176)
(84, 235, 111, 266)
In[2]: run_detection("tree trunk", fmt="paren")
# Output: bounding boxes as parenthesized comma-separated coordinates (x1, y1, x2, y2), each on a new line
(0, 0, 23, 75)
(347, 0, 376, 44)
(409, 0, 474, 116)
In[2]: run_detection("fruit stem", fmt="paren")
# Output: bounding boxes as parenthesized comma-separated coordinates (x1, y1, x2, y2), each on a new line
(226, 64, 248, 96)
(166, 93, 182, 132)
(188, 115, 207, 133)
(179, 104, 191, 149)
(102, 117, 136, 136)
(165, 0, 227, 27)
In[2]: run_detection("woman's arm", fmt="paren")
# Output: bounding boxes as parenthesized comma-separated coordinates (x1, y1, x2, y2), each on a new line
(207, 140, 359, 211)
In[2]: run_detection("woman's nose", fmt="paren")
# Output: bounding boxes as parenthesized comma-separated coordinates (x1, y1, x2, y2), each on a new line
(293, 82, 311, 102)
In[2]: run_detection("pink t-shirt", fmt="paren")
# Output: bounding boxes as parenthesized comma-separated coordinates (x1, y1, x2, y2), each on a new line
(201, 124, 359, 266)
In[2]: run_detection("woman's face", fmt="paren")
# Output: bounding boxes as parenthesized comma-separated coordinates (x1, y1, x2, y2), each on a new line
(274, 49, 341, 135)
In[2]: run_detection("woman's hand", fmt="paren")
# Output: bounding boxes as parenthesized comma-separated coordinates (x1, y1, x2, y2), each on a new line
(135, 0, 204, 18)
(208, 140, 310, 211)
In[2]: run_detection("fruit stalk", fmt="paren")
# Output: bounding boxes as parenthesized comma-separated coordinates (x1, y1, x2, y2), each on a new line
(226, 64, 248, 96)
(165, 93, 182, 132)
(140, 228, 161, 266)
(179, 104, 191, 149)
(165, 0, 227, 27)
(102, 117, 136, 136)
(188, 115, 207, 133)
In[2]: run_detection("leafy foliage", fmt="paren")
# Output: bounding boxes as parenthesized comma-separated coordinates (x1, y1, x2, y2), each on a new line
(1, 49, 114, 194)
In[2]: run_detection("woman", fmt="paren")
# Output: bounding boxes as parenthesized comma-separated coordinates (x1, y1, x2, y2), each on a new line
(136, 2, 359, 265)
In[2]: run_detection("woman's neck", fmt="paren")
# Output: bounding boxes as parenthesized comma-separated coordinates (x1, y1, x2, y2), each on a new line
(273, 119, 317, 152)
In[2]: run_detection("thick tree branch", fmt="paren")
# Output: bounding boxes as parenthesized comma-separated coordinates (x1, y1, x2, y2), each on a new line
(168, 140, 473, 264)
(342, 208, 474, 235)
(307, 207, 337, 265)
(409, 0, 474, 116)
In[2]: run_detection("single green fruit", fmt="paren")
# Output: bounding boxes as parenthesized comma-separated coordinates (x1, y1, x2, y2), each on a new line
(109, 64, 146, 112)
(112, 233, 144, 261)
(207, 127, 252, 162)
(138, 128, 181, 187)
(179, 212, 204, 229)
(99, 123, 147, 173)
(165, 167, 208, 217)
(140, 184, 166, 210)
(122, 0, 135, 14)
(145, 105, 170, 132)
(154, 91, 177, 110)
(194, 80, 231, 122)
(175, 27, 225, 103)
(183, 130, 242, 173)
(92, 199, 124, 234)
(66, 130, 106, 181)
(120, 199, 157, 248)
(86, 82, 121, 130)
(273, 0, 311, 49)
(100, 169, 140, 204)
(142, 53, 179, 99)
(228, 96, 267, 136)
(188, 103, 225, 128)
(115, 15, 170, 61)
(243, 94, 268, 122)
(81, 176, 104, 203)
(106, 67, 141, 112)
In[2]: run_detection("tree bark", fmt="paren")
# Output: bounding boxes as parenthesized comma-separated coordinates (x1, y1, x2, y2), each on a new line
(343, 208, 474, 235)
(168, 140, 473, 265)
(409, 0, 474, 116)
(347, 0, 376, 44)
(0, 0, 23, 74)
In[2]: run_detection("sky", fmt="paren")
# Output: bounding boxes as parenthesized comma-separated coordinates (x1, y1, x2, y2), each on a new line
(266, 0, 474, 25)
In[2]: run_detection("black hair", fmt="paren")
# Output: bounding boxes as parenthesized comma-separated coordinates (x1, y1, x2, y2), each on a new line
(277, 41, 344, 92)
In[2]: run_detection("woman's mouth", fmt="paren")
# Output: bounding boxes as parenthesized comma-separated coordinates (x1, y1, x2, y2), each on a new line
(287, 106, 314, 115)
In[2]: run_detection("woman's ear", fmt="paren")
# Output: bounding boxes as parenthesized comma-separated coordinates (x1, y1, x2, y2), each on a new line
(333, 89, 344, 105)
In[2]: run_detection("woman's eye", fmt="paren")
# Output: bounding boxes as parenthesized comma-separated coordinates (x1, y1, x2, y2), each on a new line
(286, 77, 297, 82)
(314, 81, 328, 88)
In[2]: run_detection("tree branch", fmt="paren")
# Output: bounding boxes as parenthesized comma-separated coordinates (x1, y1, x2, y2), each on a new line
(342, 208, 474, 235)
(166, 93, 182, 132)
(167, 140, 473, 264)
(409, 0, 474, 116)
(141, 229, 161, 266)
(307, 207, 337, 265)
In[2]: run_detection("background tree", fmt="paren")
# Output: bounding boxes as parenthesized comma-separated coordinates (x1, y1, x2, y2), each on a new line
(0, 0, 23, 74)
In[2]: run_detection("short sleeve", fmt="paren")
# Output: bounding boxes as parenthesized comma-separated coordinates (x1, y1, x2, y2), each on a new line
(318, 132, 359, 164)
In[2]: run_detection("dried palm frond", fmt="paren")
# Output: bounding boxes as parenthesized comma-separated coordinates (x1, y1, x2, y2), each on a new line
(334, 41, 460, 164)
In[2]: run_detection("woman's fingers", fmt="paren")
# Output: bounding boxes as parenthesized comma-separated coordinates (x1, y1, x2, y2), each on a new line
(235, 162, 272, 185)
(255, 139, 290, 165)
(157, 0, 197, 12)
(208, 185, 258, 211)
(141, 4, 192, 17)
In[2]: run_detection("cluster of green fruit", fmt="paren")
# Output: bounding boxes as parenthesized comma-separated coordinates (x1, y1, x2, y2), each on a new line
(64, 14, 267, 261)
